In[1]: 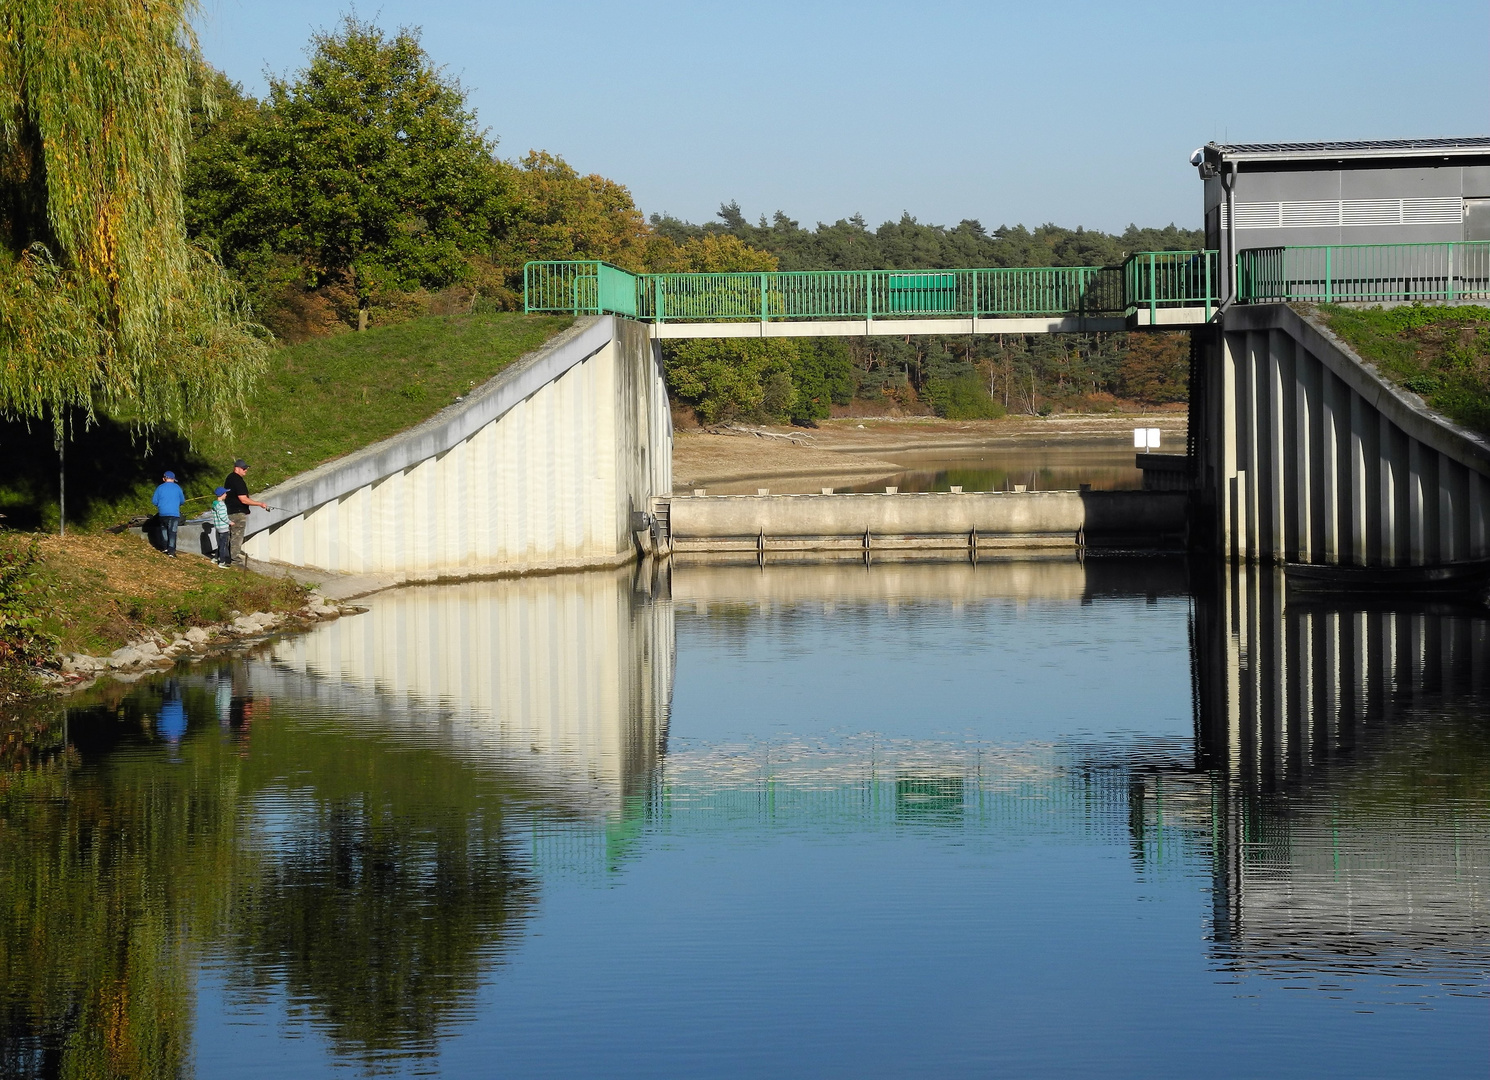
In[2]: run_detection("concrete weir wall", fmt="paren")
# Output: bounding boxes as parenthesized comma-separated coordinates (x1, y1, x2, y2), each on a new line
(244, 316, 671, 577)
(1199, 304, 1490, 566)
(666, 489, 1188, 553)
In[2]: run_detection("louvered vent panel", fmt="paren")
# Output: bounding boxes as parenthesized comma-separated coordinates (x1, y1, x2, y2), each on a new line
(1401, 196, 1461, 225)
(1225, 203, 1281, 229)
(1280, 200, 1341, 228)
(1341, 199, 1402, 226)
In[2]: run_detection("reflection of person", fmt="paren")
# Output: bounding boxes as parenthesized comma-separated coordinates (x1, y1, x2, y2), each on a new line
(151, 470, 187, 557)
(210, 487, 233, 568)
(157, 681, 187, 762)
(222, 459, 268, 568)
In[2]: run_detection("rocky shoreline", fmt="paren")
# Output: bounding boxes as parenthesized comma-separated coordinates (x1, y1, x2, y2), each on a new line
(49, 588, 359, 693)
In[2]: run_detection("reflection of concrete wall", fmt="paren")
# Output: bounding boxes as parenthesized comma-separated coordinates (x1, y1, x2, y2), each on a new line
(1183, 562, 1490, 972)
(671, 556, 1190, 606)
(265, 567, 674, 814)
(1192, 563, 1490, 781)
(246, 317, 672, 577)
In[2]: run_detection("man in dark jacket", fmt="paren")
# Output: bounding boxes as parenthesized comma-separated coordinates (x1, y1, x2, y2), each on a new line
(222, 459, 268, 567)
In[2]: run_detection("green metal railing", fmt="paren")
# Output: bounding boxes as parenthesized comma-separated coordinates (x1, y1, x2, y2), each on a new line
(524, 252, 1218, 323)
(1125, 250, 1218, 321)
(1236, 242, 1490, 305)
(525, 260, 638, 317)
(637, 266, 1125, 321)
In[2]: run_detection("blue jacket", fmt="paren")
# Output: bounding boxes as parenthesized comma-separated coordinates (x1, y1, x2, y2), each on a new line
(152, 481, 186, 517)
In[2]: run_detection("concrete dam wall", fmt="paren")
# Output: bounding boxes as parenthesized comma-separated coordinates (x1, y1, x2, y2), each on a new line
(244, 317, 671, 578)
(1196, 304, 1490, 566)
(664, 489, 1188, 555)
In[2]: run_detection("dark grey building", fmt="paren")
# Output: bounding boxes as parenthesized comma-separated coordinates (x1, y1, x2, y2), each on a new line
(1194, 138, 1490, 298)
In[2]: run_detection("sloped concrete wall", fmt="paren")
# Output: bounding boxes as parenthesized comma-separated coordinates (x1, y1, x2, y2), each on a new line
(244, 316, 672, 577)
(1198, 304, 1490, 565)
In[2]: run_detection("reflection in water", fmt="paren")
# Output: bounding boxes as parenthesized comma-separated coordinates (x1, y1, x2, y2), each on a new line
(0, 558, 1484, 1076)
(263, 564, 674, 815)
(1180, 565, 1489, 987)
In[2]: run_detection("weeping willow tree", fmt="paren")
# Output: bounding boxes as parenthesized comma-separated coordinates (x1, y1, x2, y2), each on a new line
(0, 0, 266, 437)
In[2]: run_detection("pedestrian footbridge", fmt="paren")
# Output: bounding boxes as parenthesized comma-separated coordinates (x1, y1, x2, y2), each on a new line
(524, 252, 1220, 336)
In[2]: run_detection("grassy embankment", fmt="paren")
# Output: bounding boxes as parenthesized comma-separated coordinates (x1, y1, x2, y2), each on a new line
(1319, 304, 1490, 438)
(0, 312, 573, 694)
(0, 312, 574, 531)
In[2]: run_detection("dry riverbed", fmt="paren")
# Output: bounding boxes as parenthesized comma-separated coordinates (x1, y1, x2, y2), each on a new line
(672, 413, 1188, 490)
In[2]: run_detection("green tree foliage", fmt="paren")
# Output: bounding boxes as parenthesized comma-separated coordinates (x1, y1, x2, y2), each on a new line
(1117, 333, 1190, 404)
(654, 204, 1203, 272)
(488, 150, 650, 275)
(665, 338, 799, 424)
(787, 340, 856, 422)
(0, 0, 267, 435)
(188, 17, 507, 328)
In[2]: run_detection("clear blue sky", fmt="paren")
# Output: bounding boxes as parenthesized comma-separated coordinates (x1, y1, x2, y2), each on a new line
(195, 0, 1489, 234)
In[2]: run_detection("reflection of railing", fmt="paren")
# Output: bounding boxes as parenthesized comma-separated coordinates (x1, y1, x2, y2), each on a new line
(1237, 242, 1490, 304)
(524, 254, 1213, 322)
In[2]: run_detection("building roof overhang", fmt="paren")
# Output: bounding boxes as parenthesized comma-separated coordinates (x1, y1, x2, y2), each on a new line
(1200, 138, 1490, 171)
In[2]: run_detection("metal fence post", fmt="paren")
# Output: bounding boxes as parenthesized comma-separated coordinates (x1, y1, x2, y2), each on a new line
(1448, 243, 1456, 303)
(1149, 252, 1157, 324)
(1324, 248, 1332, 304)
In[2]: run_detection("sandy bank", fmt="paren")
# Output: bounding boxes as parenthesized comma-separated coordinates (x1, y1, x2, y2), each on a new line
(672, 414, 1188, 488)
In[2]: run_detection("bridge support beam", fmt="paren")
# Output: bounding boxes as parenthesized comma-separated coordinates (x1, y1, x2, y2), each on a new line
(1200, 305, 1490, 567)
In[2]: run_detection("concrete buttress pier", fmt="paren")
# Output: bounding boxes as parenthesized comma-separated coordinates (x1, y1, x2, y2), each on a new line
(1193, 304, 1490, 566)
(245, 316, 672, 578)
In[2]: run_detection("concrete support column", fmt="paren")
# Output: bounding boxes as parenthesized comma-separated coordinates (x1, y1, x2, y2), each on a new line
(1319, 369, 1345, 564)
(1408, 440, 1440, 566)
(1266, 330, 1291, 562)
(1379, 418, 1408, 567)
(1294, 344, 1320, 562)
(1220, 332, 1242, 559)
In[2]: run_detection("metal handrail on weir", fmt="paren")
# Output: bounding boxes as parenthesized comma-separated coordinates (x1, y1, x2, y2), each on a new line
(1236, 241, 1490, 305)
(525, 252, 1221, 323)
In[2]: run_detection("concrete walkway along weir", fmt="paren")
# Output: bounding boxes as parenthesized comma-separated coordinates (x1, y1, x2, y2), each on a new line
(238, 238, 1490, 579)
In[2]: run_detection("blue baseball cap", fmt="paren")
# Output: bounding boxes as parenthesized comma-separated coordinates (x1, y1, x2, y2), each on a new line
(163, 470, 176, 480)
(214, 486, 228, 496)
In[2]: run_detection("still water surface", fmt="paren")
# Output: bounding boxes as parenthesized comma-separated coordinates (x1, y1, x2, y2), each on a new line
(3, 558, 1486, 1078)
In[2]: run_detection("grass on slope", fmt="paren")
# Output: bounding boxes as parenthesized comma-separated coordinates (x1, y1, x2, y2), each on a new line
(1319, 304, 1490, 438)
(7, 530, 307, 660)
(0, 312, 572, 531)
(213, 312, 573, 493)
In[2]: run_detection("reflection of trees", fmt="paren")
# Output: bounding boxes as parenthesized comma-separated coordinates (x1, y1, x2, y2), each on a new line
(0, 667, 536, 1078)
(0, 687, 235, 1080)
(222, 717, 535, 1068)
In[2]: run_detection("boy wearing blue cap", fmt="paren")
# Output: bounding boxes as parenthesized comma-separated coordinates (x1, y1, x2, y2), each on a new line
(210, 487, 233, 568)
(151, 471, 187, 557)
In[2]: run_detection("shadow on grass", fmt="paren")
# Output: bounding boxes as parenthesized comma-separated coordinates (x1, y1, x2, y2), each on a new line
(0, 413, 212, 531)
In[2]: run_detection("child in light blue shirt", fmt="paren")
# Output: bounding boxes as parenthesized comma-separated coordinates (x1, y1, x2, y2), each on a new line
(210, 487, 232, 568)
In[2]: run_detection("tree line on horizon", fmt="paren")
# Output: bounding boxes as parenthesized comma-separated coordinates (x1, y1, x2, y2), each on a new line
(0, 5, 1198, 449)
(179, 17, 1199, 423)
